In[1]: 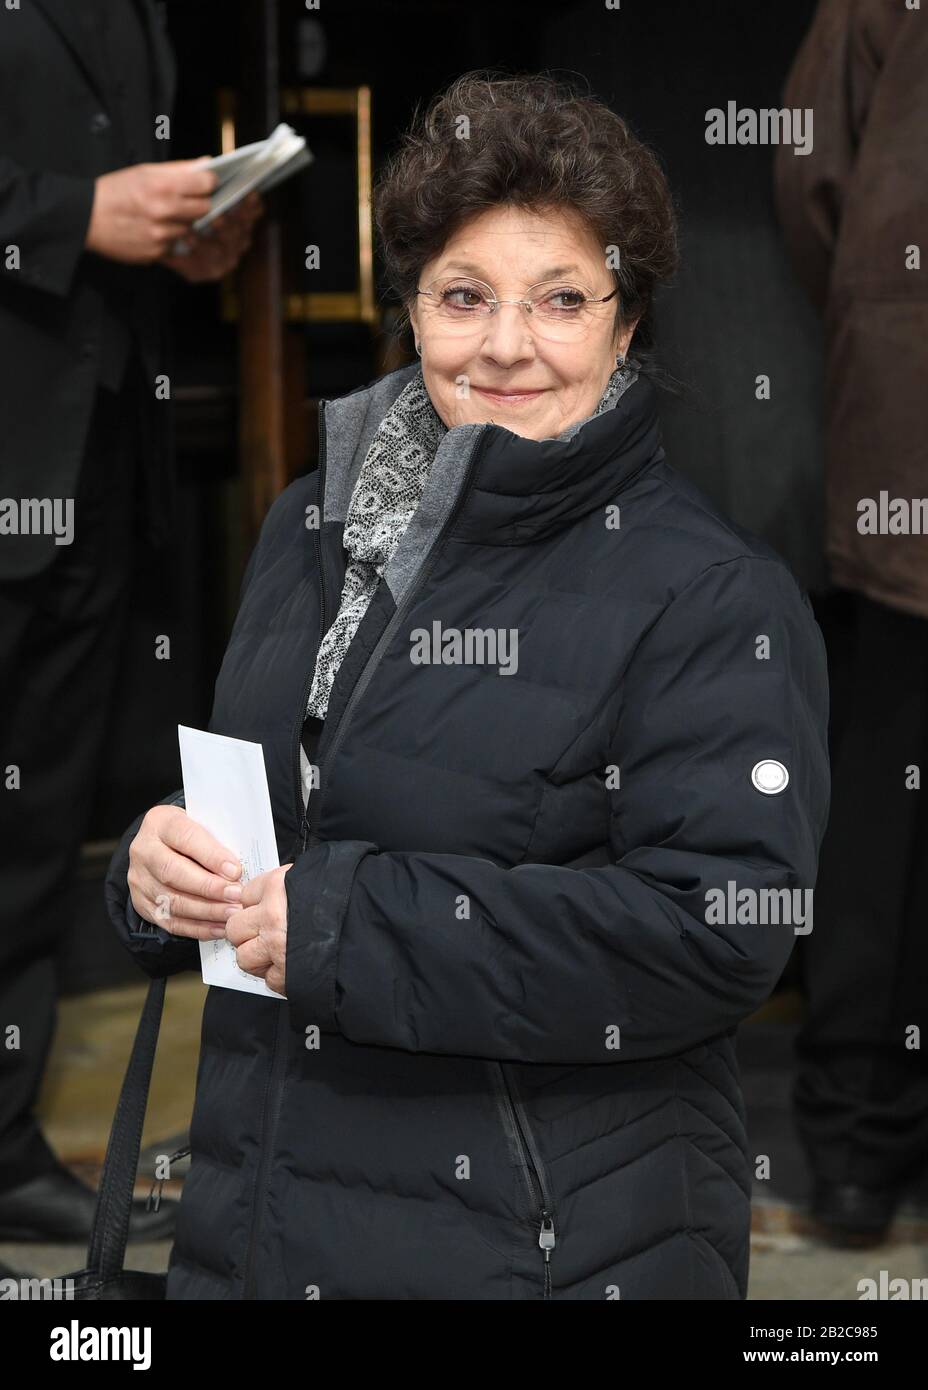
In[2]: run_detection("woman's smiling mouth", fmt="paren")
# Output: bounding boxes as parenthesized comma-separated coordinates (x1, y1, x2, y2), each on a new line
(473, 386, 548, 405)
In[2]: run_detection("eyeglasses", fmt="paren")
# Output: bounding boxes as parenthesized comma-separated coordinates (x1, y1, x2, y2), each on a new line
(415, 275, 619, 343)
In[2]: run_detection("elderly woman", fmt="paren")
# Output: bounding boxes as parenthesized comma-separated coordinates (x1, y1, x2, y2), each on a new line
(107, 71, 829, 1300)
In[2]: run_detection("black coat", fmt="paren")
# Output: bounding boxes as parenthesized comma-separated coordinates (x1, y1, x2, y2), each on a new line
(0, 0, 176, 579)
(106, 363, 830, 1300)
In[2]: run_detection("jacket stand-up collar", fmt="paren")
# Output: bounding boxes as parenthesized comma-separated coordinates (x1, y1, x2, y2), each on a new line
(323, 364, 666, 555)
(453, 373, 666, 545)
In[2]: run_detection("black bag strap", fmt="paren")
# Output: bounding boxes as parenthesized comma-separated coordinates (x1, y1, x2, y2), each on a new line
(86, 976, 167, 1281)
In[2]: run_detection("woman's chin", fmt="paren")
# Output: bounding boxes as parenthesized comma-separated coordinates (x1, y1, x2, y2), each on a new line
(452, 403, 560, 439)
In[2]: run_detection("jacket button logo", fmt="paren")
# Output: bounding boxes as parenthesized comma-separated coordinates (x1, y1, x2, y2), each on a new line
(751, 759, 789, 794)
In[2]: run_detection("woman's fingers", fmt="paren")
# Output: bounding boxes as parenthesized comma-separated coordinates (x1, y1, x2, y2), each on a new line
(131, 868, 239, 925)
(132, 894, 231, 942)
(159, 809, 241, 880)
(128, 804, 245, 938)
(224, 904, 260, 948)
(142, 843, 241, 904)
(233, 935, 273, 975)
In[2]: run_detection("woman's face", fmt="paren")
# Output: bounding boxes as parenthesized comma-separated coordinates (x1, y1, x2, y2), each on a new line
(408, 204, 638, 440)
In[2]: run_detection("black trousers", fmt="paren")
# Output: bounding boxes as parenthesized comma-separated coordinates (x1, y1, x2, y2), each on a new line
(794, 593, 928, 1189)
(0, 364, 141, 1190)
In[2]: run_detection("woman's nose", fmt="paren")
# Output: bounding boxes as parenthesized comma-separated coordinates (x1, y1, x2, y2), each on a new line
(479, 302, 536, 364)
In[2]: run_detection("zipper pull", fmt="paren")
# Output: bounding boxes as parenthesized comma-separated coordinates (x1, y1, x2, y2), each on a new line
(538, 1209, 556, 1261)
(146, 1146, 191, 1212)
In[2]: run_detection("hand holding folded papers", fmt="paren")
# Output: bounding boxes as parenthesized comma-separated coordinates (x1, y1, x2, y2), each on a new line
(85, 120, 308, 281)
(161, 189, 263, 282)
(160, 121, 311, 274)
(85, 157, 220, 264)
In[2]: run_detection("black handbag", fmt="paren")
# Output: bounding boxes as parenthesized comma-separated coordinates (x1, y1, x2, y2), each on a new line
(65, 977, 172, 1299)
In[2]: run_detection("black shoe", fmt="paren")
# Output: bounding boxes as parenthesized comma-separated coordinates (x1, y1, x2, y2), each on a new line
(0, 1164, 177, 1243)
(811, 1179, 902, 1247)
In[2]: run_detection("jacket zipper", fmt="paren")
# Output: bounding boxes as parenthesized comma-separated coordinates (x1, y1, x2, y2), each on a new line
(294, 400, 330, 848)
(242, 408, 490, 1296)
(243, 402, 332, 1301)
(491, 1061, 557, 1297)
(241, 1009, 288, 1298)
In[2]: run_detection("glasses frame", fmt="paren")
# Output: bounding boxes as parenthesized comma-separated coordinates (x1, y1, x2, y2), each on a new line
(415, 275, 620, 324)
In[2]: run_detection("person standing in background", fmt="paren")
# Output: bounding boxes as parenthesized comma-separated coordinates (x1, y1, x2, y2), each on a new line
(0, 0, 259, 1245)
(775, 0, 928, 1245)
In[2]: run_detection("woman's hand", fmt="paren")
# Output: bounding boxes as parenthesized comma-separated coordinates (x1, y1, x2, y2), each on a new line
(225, 865, 292, 996)
(127, 804, 243, 939)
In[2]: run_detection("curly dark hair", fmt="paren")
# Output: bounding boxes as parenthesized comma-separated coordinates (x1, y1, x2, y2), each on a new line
(374, 69, 680, 365)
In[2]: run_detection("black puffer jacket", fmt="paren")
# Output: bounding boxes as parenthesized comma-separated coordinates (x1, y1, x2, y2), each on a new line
(106, 362, 830, 1300)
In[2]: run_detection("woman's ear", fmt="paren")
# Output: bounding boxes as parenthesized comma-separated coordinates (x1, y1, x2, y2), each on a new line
(614, 318, 639, 362)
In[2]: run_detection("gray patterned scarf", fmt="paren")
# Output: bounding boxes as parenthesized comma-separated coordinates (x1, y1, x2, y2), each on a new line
(306, 361, 636, 719)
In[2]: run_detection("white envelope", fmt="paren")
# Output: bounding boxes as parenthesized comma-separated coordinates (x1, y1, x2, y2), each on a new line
(178, 725, 286, 1000)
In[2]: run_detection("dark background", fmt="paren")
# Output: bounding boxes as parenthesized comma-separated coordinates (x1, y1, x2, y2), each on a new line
(70, 0, 826, 992)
